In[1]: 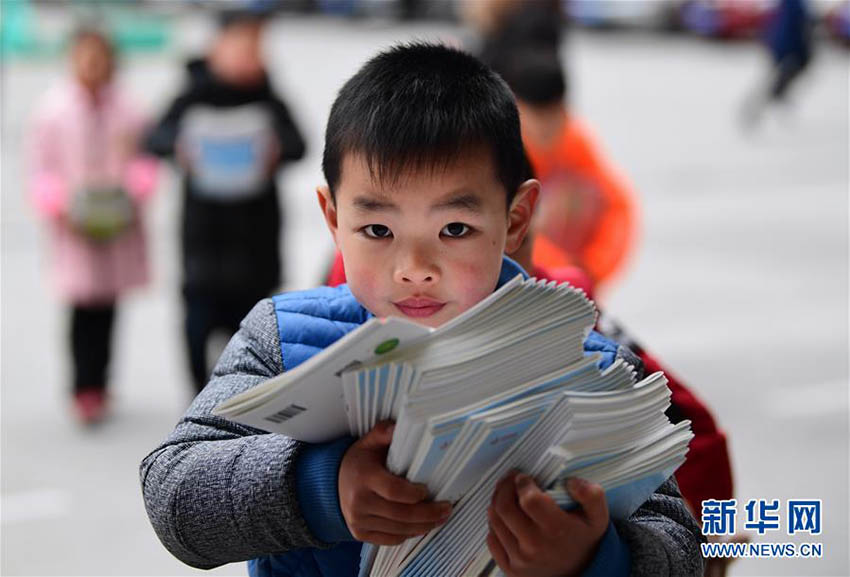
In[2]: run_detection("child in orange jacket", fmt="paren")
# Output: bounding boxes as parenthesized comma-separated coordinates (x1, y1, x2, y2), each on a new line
(493, 48, 639, 292)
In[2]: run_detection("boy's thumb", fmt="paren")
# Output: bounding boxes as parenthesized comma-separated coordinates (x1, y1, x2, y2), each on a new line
(360, 420, 395, 449)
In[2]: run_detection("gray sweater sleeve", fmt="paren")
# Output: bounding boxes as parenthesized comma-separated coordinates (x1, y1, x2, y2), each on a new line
(615, 476, 705, 577)
(139, 299, 328, 569)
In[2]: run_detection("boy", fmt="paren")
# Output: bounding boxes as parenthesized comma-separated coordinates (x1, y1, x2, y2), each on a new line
(141, 43, 703, 577)
(144, 10, 306, 392)
(490, 46, 638, 292)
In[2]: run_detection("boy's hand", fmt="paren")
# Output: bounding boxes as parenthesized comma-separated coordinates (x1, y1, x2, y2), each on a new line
(338, 421, 452, 546)
(264, 138, 281, 176)
(487, 472, 609, 577)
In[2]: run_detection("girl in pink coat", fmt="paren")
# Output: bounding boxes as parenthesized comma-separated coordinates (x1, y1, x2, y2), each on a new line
(29, 27, 158, 424)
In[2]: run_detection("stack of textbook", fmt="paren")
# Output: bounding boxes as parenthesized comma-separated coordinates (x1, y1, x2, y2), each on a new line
(214, 276, 693, 577)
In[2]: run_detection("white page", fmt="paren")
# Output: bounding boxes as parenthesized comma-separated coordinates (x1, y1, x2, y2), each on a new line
(341, 370, 358, 435)
(214, 316, 429, 442)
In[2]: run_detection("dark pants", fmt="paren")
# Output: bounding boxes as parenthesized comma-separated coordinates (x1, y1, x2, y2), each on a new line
(770, 52, 811, 101)
(70, 303, 116, 393)
(184, 292, 265, 392)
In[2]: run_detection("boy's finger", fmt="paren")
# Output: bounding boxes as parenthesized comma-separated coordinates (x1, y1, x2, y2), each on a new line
(371, 469, 429, 504)
(497, 470, 521, 486)
(359, 420, 395, 450)
(492, 472, 538, 542)
(515, 473, 565, 531)
(487, 506, 519, 560)
(567, 477, 609, 529)
(486, 529, 511, 572)
(369, 495, 452, 523)
(361, 515, 445, 537)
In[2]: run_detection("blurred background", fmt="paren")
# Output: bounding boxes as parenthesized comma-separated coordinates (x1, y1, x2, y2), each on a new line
(1, 0, 847, 575)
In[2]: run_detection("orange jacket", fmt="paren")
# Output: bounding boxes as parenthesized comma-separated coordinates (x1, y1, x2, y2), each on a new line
(524, 115, 638, 289)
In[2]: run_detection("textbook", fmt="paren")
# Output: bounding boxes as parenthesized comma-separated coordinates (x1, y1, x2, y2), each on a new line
(213, 273, 587, 442)
(214, 275, 693, 577)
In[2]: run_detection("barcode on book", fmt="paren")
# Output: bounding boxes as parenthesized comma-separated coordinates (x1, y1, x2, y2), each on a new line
(265, 404, 307, 423)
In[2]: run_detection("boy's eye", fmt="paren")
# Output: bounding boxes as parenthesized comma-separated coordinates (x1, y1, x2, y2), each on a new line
(441, 222, 471, 238)
(363, 224, 393, 239)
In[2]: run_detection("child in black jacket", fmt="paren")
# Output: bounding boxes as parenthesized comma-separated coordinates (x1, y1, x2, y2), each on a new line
(145, 10, 306, 392)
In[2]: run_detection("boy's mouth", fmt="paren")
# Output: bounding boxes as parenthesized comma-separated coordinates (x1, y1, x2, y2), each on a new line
(393, 297, 446, 318)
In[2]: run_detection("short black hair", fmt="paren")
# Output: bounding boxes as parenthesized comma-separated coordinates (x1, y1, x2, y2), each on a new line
(322, 42, 525, 205)
(490, 48, 567, 106)
(217, 7, 269, 30)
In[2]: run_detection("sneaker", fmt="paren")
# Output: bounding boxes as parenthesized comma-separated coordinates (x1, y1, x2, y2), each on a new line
(73, 389, 108, 425)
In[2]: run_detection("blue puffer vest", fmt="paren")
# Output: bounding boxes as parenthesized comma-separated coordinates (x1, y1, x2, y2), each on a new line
(248, 257, 624, 577)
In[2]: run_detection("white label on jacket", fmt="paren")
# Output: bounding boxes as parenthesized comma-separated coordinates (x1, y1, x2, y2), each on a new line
(180, 104, 274, 201)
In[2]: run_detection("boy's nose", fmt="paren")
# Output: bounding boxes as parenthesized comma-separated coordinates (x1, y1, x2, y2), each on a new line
(394, 250, 440, 286)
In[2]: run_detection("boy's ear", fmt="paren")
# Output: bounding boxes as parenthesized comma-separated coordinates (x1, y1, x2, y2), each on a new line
(505, 179, 540, 254)
(316, 185, 339, 246)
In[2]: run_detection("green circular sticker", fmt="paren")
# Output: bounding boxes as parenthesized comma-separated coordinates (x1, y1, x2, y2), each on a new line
(374, 338, 399, 355)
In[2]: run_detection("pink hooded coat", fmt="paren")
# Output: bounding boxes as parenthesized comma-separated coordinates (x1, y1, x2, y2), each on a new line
(29, 80, 158, 305)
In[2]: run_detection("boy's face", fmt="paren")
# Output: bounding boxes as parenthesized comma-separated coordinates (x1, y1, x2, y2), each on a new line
(209, 22, 265, 87)
(517, 99, 567, 150)
(318, 151, 538, 328)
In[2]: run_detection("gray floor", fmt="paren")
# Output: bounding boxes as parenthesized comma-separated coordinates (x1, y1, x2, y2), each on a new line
(1, 12, 848, 577)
